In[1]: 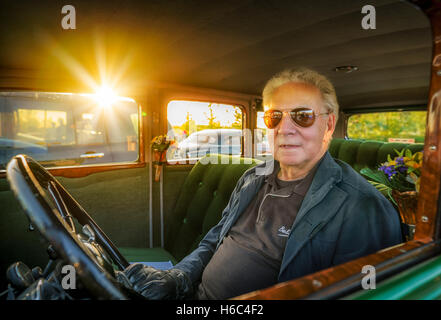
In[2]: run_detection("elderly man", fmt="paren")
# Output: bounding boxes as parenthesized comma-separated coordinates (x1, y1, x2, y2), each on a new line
(123, 68, 402, 299)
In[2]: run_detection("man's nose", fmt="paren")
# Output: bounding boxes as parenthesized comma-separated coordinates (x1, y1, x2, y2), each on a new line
(277, 112, 297, 134)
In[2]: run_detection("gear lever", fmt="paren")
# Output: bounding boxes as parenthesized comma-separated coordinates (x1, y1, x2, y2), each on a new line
(6, 262, 35, 289)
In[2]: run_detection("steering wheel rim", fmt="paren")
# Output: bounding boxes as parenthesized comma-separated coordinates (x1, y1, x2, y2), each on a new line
(6, 154, 133, 299)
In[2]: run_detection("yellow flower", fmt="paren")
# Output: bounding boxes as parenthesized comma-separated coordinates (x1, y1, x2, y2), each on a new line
(151, 134, 176, 151)
(405, 160, 421, 169)
(413, 152, 423, 162)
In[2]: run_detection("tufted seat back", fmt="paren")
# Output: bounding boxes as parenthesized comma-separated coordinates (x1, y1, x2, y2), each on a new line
(329, 138, 424, 173)
(165, 154, 262, 261)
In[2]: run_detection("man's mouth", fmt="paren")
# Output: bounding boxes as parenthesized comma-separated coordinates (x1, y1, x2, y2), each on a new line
(279, 144, 300, 149)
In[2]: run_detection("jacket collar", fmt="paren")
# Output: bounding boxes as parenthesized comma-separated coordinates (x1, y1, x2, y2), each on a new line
(236, 150, 342, 228)
(254, 150, 341, 190)
(291, 151, 342, 228)
(305, 151, 342, 197)
(278, 151, 346, 278)
(265, 159, 320, 197)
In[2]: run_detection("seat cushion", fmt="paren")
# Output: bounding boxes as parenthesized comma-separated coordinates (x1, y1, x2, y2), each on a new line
(166, 154, 261, 261)
(118, 247, 178, 265)
(353, 141, 384, 172)
(336, 139, 363, 168)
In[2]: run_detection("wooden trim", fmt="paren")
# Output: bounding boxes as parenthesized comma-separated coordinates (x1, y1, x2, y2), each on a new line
(44, 162, 146, 179)
(138, 102, 145, 163)
(414, 0, 441, 241)
(234, 239, 434, 300)
(1, 160, 146, 180)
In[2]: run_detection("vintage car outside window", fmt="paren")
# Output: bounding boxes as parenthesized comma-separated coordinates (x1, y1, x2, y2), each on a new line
(0, 92, 139, 170)
(166, 100, 245, 161)
(256, 111, 271, 159)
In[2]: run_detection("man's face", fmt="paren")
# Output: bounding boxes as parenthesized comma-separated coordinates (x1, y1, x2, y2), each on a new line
(267, 82, 336, 170)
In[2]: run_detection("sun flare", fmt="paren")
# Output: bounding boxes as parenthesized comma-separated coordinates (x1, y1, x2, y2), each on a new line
(94, 84, 118, 108)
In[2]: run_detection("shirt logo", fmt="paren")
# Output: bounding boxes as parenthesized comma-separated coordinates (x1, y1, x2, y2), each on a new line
(277, 226, 291, 237)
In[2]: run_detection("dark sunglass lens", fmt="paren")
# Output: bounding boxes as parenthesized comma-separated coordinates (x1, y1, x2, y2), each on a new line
(264, 110, 282, 129)
(292, 109, 315, 127)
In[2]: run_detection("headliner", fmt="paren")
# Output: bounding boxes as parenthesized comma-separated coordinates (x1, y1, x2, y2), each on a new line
(0, 0, 432, 110)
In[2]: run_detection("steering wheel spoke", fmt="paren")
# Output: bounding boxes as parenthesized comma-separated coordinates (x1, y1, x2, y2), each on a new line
(47, 180, 76, 233)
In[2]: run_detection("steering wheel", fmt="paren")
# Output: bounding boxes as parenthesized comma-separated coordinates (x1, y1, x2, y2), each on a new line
(6, 154, 142, 299)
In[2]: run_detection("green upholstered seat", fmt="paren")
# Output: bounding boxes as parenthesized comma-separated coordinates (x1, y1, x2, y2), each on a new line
(329, 138, 424, 173)
(120, 141, 424, 267)
(119, 154, 261, 266)
(118, 247, 178, 265)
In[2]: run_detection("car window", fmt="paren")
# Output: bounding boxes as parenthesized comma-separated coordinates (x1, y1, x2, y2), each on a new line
(197, 133, 216, 145)
(0, 92, 139, 169)
(167, 100, 244, 160)
(347, 110, 426, 143)
(221, 133, 240, 145)
(256, 111, 271, 159)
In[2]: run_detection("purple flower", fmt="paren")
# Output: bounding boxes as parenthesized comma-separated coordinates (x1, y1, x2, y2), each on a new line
(379, 165, 397, 180)
(397, 166, 407, 174)
(396, 157, 404, 165)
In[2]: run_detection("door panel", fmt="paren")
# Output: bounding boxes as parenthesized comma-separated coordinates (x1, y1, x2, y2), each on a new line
(56, 167, 150, 248)
(0, 178, 49, 289)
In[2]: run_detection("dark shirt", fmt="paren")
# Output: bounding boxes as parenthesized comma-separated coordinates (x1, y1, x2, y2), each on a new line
(195, 162, 318, 299)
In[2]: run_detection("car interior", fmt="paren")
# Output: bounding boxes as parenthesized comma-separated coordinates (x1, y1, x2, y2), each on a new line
(0, 0, 440, 300)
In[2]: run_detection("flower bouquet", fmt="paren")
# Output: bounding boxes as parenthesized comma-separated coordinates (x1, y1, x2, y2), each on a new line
(360, 149, 423, 240)
(151, 135, 176, 181)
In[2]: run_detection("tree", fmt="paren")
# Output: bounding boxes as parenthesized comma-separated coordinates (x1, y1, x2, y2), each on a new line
(232, 107, 242, 129)
(204, 104, 220, 128)
(180, 112, 196, 135)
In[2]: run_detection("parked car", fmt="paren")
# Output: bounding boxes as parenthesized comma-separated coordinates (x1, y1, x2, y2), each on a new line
(173, 129, 269, 159)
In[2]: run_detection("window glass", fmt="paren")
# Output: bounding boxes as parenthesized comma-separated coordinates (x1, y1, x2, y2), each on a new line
(256, 111, 271, 158)
(0, 92, 139, 170)
(167, 100, 243, 160)
(347, 111, 426, 143)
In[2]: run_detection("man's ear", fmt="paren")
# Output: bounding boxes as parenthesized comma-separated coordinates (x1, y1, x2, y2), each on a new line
(324, 113, 336, 143)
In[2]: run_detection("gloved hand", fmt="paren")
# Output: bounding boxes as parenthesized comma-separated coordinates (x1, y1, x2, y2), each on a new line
(123, 263, 193, 300)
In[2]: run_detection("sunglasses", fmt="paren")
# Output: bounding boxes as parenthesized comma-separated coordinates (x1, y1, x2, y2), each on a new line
(263, 107, 332, 129)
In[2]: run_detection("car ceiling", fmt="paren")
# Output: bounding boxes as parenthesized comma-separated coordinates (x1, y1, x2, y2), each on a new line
(0, 0, 432, 110)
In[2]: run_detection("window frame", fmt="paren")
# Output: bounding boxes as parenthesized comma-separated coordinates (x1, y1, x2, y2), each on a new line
(164, 97, 249, 165)
(0, 90, 145, 178)
(344, 105, 427, 140)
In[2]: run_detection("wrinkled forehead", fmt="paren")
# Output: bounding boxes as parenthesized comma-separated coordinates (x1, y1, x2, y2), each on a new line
(265, 82, 325, 111)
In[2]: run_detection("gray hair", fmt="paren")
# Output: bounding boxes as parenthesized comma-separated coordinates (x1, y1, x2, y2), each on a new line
(262, 67, 339, 120)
